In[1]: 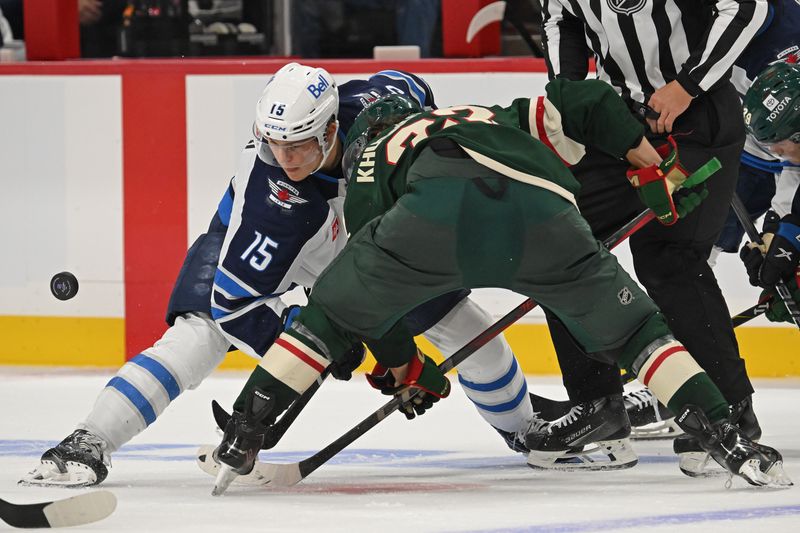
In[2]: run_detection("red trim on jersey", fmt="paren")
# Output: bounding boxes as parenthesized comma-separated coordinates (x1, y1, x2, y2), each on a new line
(535, 97, 569, 166)
(642, 346, 685, 386)
(276, 338, 326, 373)
(123, 71, 187, 359)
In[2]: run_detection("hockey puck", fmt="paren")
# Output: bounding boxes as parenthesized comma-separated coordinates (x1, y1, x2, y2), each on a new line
(50, 272, 79, 300)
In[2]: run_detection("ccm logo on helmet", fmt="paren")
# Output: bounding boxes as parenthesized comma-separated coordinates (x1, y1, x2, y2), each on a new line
(307, 74, 331, 99)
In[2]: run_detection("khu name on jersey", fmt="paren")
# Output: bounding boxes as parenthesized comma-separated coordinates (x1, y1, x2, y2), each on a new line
(355, 140, 380, 183)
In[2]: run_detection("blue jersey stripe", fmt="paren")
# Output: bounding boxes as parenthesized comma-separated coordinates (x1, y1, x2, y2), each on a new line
(213, 269, 254, 298)
(458, 357, 520, 392)
(130, 354, 182, 401)
(211, 306, 232, 320)
(373, 70, 427, 106)
(466, 381, 529, 414)
(106, 377, 157, 426)
(217, 187, 234, 226)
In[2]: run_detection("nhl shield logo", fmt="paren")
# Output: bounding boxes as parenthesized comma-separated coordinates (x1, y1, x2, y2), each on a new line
(607, 0, 646, 15)
(618, 287, 634, 305)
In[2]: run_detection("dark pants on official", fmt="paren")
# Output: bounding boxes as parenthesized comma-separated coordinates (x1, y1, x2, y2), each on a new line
(553, 82, 755, 405)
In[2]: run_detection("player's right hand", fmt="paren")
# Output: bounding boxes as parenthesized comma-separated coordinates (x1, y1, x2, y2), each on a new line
(366, 349, 450, 420)
(626, 136, 712, 225)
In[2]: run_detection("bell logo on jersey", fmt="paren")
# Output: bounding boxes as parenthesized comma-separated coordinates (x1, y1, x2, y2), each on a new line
(268, 179, 309, 209)
(307, 74, 331, 99)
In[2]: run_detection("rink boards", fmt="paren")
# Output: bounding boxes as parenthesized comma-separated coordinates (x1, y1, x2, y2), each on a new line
(0, 58, 796, 372)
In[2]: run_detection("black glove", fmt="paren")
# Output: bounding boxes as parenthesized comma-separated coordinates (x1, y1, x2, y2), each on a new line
(740, 244, 765, 287)
(329, 343, 366, 381)
(740, 213, 800, 288)
(760, 214, 800, 286)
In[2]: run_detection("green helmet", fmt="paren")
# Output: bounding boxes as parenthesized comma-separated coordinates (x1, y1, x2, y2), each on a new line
(342, 94, 423, 182)
(742, 61, 800, 144)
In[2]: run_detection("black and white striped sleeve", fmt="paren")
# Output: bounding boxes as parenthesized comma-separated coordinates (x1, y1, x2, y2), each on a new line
(539, 0, 592, 81)
(677, 0, 769, 97)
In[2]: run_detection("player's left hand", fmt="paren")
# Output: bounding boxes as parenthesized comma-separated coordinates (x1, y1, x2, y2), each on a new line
(740, 214, 800, 288)
(760, 214, 800, 287)
(366, 349, 451, 420)
(328, 343, 366, 381)
(646, 81, 693, 134)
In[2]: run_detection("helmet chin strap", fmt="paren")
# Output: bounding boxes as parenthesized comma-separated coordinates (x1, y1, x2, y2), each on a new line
(311, 121, 340, 174)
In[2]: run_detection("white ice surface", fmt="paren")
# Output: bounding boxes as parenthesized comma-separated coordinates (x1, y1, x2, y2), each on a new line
(1, 369, 799, 533)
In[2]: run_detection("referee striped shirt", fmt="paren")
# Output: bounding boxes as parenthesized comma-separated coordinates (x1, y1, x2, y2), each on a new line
(539, 0, 769, 104)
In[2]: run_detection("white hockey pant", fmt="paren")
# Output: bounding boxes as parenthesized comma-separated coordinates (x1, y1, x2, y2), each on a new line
(79, 313, 230, 452)
(422, 297, 532, 433)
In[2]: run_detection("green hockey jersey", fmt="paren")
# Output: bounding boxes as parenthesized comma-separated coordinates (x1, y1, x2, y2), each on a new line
(343, 78, 644, 236)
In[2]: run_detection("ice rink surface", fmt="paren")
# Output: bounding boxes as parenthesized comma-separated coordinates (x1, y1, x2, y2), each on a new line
(1, 368, 799, 532)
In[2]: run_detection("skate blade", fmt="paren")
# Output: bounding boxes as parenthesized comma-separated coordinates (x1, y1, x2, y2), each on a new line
(631, 419, 683, 440)
(765, 460, 793, 487)
(212, 464, 239, 496)
(738, 459, 794, 488)
(19, 461, 98, 488)
(677, 452, 727, 478)
(196, 445, 271, 486)
(527, 438, 638, 471)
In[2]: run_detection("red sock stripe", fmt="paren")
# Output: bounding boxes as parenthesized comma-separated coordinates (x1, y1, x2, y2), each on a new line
(276, 338, 326, 373)
(642, 345, 685, 386)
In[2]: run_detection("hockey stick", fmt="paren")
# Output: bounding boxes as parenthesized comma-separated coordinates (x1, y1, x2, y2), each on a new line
(730, 193, 800, 328)
(246, 207, 658, 488)
(732, 295, 771, 327)
(264, 366, 332, 449)
(0, 491, 115, 529)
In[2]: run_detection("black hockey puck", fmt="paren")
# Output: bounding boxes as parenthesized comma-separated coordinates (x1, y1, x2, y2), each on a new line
(50, 272, 79, 300)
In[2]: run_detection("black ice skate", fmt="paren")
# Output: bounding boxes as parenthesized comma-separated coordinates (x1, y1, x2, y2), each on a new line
(624, 388, 682, 440)
(673, 396, 762, 478)
(20, 429, 110, 488)
(494, 409, 549, 454)
(674, 405, 791, 487)
(211, 388, 275, 496)
(524, 394, 638, 471)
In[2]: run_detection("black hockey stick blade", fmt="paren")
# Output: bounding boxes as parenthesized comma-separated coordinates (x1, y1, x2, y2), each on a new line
(730, 194, 800, 328)
(0, 491, 116, 529)
(251, 208, 658, 487)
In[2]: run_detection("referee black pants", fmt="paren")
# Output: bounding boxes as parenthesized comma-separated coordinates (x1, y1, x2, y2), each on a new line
(551, 81, 755, 406)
